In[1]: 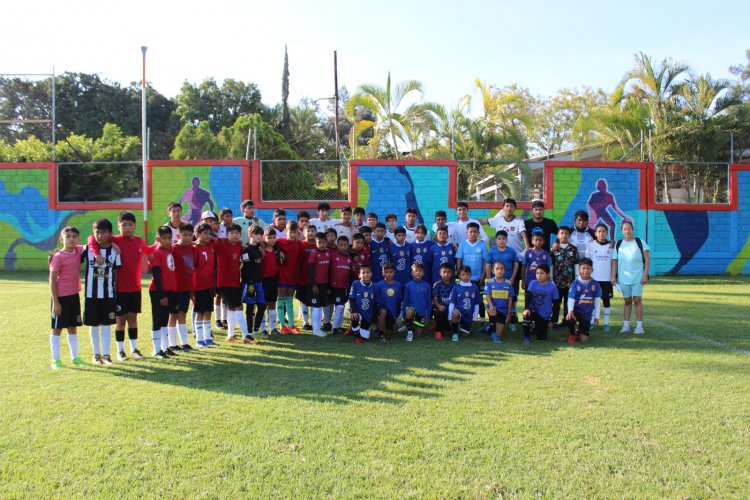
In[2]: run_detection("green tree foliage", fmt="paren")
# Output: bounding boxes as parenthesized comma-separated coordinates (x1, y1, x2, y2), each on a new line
(176, 78, 263, 134)
(280, 46, 291, 139)
(171, 121, 224, 159)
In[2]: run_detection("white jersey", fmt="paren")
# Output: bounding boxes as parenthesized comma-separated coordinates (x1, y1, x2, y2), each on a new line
(310, 218, 339, 234)
(217, 225, 228, 239)
(168, 223, 181, 245)
(452, 218, 488, 244)
(385, 230, 396, 244)
(570, 228, 595, 256)
(333, 223, 355, 243)
(234, 215, 268, 244)
(404, 226, 418, 244)
(487, 214, 526, 257)
(585, 240, 613, 282)
(431, 222, 459, 245)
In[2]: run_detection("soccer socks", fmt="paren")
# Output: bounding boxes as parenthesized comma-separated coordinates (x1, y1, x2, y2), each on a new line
(236, 310, 249, 337)
(115, 329, 125, 353)
(268, 309, 277, 331)
(285, 297, 295, 327)
(325, 305, 333, 324)
(101, 325, 112, 355)
(312, 307, 323, 333)
(276, 301, 286, 328)
(221, 303, 228, 322)
(152, 330, 161, 354)
(50, 334, 61, 361)
(253, 304, 267, 331)
(128, 328, 138, 352)
(178, 323, 189, 345)
(67, 333, 79, 359)
(195, 321, 204, 343)
(227, 310, 237, 338)
(301, 304, 309, 325)
(202, 320, 212, 340)
(161, 327, 170, 351)
(167, 326, 178, 347)
(603, 307, 611, 326)
(333, 305, 345, 329)
(191, 310, 198, 332)
(89, 326, 101, 355)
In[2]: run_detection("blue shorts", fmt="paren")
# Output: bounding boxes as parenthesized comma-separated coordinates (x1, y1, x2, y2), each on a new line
(241, 281, 266, 305)
(620, 282, 643, 298)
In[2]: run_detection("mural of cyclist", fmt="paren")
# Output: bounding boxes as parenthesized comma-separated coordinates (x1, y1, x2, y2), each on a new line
(179, 176, 215, 224)
(587, 179, 632, 240)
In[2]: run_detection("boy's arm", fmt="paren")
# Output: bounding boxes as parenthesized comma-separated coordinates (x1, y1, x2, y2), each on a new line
(50, 269, 62, 316)
(610, 258, 618, 284)
(521, 230, 530, 250)
(511, 261, 520, 282)
(86, 235, 105, 265)
(521, 263, 528, 288)
(506, 296, 514, 322)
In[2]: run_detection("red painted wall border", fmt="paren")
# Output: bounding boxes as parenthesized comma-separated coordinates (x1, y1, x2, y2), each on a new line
(647, 163, 742, 212)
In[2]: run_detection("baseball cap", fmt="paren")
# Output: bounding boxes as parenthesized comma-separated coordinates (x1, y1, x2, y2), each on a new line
(201, 211, 217, 220)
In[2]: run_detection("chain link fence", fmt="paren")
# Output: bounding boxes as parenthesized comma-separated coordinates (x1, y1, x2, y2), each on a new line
(57, 161, 142, 203)
(653, 162, 730, 204)
(260, 160, 348, 202)
(456, 160, 544, 203)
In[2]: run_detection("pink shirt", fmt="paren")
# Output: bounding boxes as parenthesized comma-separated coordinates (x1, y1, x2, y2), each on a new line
(50, 246, 83, 297)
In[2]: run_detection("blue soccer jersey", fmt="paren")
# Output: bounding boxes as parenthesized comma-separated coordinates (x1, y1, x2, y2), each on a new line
(526, 280, 559, 321)
(432, 280, 455, 308)
(522, 249, 552, 285)
(456, 240, 489, 281)
(403, 279, 432, 318)
(369, 238, 390, 282)
(428, 242, 456, 283)
(388, 242, 412, 285)
(349, 279, 376, 324)
(488, 247, 519, 280)
(411, 239, 433, 268)
(375, 279, 403, 319)
(484, 278, 516, 315)
(567, 278, 602, 322)
(449, 282, 481, 322)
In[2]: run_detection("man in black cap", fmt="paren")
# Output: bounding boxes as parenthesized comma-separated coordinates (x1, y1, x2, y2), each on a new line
(524, 200, 558, 252)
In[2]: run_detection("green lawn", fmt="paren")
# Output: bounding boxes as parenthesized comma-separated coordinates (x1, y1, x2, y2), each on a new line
(1, 273, 748, 498)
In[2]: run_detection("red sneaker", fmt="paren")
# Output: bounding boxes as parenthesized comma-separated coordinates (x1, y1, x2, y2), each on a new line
(227, 336, 242, 343)
(434, 331, 443, 340)
(289, 325, 300, 334)
(343, 326, 353, 336)
(355, 336, 363, 344)
(567, 333, 578, 344)
(280, 325, 292, 335)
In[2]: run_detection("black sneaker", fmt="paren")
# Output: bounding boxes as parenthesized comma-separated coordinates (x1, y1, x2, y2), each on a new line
(171, 345, 184, 351)
(216, 320, 224, 330)
(101, 354, 114, 365)
(303, 323, 313, 331)
(131, 349, 144, 360)
(117, 351, 128, 361)
(331, 328, 343, 335)
(153, 350, 167, 359)
(181, 344, 196, 352)
(221, 320, 229, 330)
(165, 347, 178, 357)
(322, 322, 332, 333)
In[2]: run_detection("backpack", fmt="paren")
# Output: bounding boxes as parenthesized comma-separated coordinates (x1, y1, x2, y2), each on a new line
(615, 238, 644, 263)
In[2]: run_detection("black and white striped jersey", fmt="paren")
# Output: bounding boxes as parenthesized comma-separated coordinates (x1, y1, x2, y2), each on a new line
(82, 247, 122, 299)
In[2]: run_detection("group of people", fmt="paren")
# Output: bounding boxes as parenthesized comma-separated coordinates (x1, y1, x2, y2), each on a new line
(47, 196, 650, 369)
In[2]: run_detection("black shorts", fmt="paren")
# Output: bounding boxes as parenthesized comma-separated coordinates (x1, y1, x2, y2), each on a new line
(489, 312, 508, 325)
(149, 290, 173, 329)
(174, 291, 191, 313)
(83, 297, 117, 326)
(52, 294, 82, 329)
(598, 281, 613, 308)
(295, 284, 310, 306)
(569, 311, 592, 336)
(309, 283, 329, 307)
(330, 287, 348, 305)
(379, 308, 396, 330)
(219, 286, 242, 308)
(116, 291, 141, 316)
(193, 288, 215, 313)
(262, 277, 279, 303)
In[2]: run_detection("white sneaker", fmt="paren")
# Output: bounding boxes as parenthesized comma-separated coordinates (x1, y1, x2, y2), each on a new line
(312, 330, 326, 337)
(619, 325, 630, 333)
(633, 326, 645, 335)
(406, 331, 413, 342)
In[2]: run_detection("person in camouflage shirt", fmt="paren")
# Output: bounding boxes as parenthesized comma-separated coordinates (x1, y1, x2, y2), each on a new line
(551, 226, 579, 326)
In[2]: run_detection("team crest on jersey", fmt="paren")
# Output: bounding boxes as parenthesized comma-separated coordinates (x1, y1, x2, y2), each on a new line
(387, 289, 395, 297)
(167, 254, 175, 271)
(416, 248, 421, 254)
(363, 292, 369, 298)
(399, 251, 404, 256)
(380, 248, 384, 253)
(441, 251, 446, 255)
(448, 250, 453, 256)
(475, 248, 481, 253)
(464, 291, 469, 297)
(109, 312, 116, 320)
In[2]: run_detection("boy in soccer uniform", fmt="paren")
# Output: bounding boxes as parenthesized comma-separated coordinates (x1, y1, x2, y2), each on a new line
(585, 223, 614, 332)
(522, 232, 553, 307)
(365, 212, 379, 230)
(297, 225, 318, 331)
(295, 211, 310, 239)
(308, 232, 332, 337)
(149, 226, 178, 359)
(411, 224, 433, 269)
(83, 219, 121, 365)
(333, 206, 355, 244)
(369, 223, 390, 283)
(276, 220, 303, 334)
(240, 225, 264, 343)
(192, 223, 218, 347)
(522, 264, 559, 343)
(166, 202, 184, 244)
(484, 262, 516, 344)
(482, 198, 529, 258)
(403, 207, 419, 243)
(384, 214, 398, 243)
(349, 265, 376, 344)
(330, 236, 355, 335)
(358, 225, 372, 253)
(214, 224, 248, 342)
(456, 222, 491, 323)
(234, 199, 268, 244)
(428, 226, 456, 285)
(403, 262, 431, 341)
(431, 263, 456, 340)
(270, 209, 288, 238)
(200, 211, 227, 330)
(353, 207, 366, 232)
(310, 202, 338, 234)
(350, 233, 370, 275)
(88, 211, 153, 361)
(49, 226, 86, 368)
(449, 265, 481, 342)
(453, 202, 488, 244)
(570, 210, 596, 256)
(374, 263, 402, 341)
(322, 227, 338, 330)
(219, 208, 234, 238)
(388, 227, 412, 286)
(551, 226, 579, 327)
(430, 210, 459, 245)
(170, 223, 196, 352)
(565, 258, 602, 344)
(260, 227, 281, 335)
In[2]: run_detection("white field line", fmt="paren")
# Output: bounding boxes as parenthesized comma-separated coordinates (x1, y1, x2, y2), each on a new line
(650, 318, 750, 356)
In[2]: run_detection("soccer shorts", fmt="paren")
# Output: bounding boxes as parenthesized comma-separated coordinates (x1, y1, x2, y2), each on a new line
(115, 291, 141, 316)
(330, 287, 348, 305)
(432, 305, 450, 331)
(219, 286, 242, 309)
(52, 294, 82, 329)
(262, 277, 279, 303)
(488, 312, 508, 324)
(149, 290, 172, 329)
(309, 283, 329, 307)
(242, 281, 266, 305)
(295, 284, 310, 306)
(567, 311, 592, 336)
(378, 308, 396, 330)
(619, 282, 643, 298)
(597, 281, 613, 308)
(83, 297, 117, 326)
(193, 288, 215, 313)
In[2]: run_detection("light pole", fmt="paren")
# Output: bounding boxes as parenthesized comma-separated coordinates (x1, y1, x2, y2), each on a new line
(141, 46, 148, 238)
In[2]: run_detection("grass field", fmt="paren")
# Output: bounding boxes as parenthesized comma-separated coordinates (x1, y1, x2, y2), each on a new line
(1, 272, 749, 498)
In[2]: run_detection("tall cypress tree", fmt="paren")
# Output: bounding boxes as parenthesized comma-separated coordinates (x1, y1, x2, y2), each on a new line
(281, 45, 290, 138)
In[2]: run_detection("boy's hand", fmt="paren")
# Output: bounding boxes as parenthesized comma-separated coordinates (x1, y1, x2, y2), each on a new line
(487, 304, 496, 315)
(522, 309, 531, 318)
(52, 301, 62, 316)
(159, 297, 168, 306)
(436, 304, 446, 312)
(95, 254, 105, 265)
(551, 241, 560, 251)
(312, 284, 318, 295)
(565, 311, 575, 321)
(351, 312, 360, 321)
(594, 318, 600, 326)
(111, 243, 122, 254)
(640, 275, 649, 284)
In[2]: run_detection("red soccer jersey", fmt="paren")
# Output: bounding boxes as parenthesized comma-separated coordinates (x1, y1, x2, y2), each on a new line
(148, 247, 176, 292)
(276, 238, 303, 285)
(89, 234, 153, 293)
(330, 252, 354, 289)
(214, 239, 242, 288)
(297, 240, 316, 285)
(261, 247, 279, 279)
(309, 248, 331, 285)
(172, 243, 195, 292)
(352, 248, 370, 276)
(192, 243, 216, 291)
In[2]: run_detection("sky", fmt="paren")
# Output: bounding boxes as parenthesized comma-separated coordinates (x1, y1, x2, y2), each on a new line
(2, 0, 748, 114)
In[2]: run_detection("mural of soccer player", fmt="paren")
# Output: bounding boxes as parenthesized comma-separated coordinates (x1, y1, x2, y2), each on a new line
(179, 176, 215, 224)
(587, 179, 632, 240)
